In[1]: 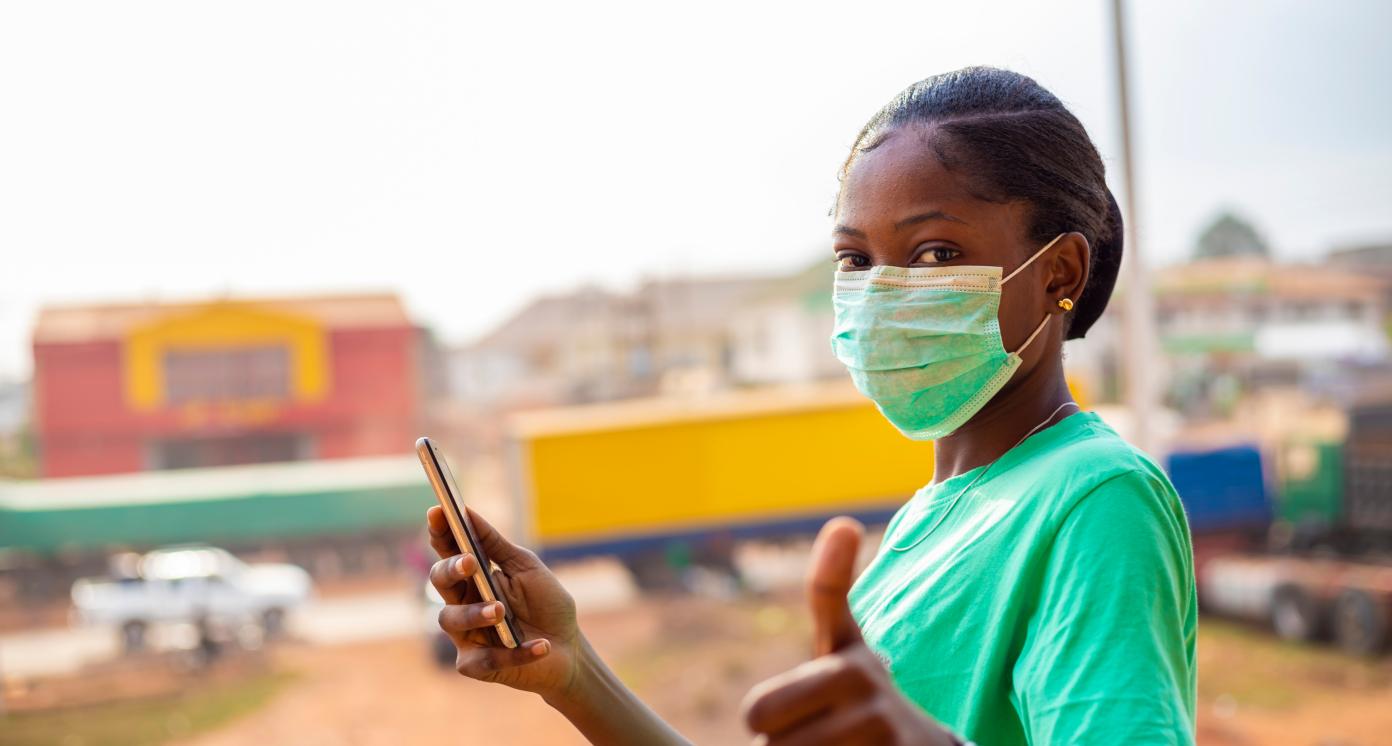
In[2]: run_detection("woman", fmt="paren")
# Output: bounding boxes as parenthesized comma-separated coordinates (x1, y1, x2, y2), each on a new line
(426, 66, 1196, 745)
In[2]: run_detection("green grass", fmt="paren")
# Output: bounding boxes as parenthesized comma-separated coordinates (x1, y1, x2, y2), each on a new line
(0, 670, 297, 746)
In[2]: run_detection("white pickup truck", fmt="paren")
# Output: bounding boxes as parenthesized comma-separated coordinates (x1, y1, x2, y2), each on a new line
(71, 545, 313, 652)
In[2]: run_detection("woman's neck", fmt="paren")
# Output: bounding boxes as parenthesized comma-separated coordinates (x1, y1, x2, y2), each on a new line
(930, 358, 1076, 484)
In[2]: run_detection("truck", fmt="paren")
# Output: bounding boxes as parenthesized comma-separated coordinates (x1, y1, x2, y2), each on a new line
(71, 545, 313, 652)
(1200, 553, 1392, 656)
(1172, 406, 1392, 657)
(504, 380, 940, 587)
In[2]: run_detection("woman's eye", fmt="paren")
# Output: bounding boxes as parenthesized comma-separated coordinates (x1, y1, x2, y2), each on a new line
(836, 254, 870, 271)
(916, 246, 961, 264)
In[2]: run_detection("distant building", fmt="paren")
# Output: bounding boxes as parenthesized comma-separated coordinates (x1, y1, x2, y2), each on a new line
(1156, 257, 1387, 362)
(1328, 242, 1392, 272)
(450, 276, 771, 409)
(32, 294, 423, 477)
(727, 260, 844, 385)
(1328, 242, 1392, 308)
(1155, 257, 1388, 413)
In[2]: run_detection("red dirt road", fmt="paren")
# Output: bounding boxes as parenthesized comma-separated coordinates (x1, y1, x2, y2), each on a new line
(178, 593, 1392, 746)
(180, 593, 808, 746)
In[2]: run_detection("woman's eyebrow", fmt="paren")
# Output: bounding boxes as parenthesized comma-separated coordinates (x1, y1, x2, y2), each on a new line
(893, 210, 967, 231)
(833, 210, 967, 239)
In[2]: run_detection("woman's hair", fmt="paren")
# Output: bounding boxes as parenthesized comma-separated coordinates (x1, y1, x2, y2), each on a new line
(840, 66, 1122, 340)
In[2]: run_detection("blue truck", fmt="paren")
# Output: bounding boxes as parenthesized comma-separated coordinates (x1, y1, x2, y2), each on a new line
(1170, 428, 1392, 657)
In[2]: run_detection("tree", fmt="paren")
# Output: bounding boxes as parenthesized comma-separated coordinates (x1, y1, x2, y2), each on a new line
(1194, 211, 1270, 260)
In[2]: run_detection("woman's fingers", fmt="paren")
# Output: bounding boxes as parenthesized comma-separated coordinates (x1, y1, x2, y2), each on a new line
(426, 504, 538, 576)
(426, 506, 461, 559)
(742, 650, 875, 735)
(454, 638, 551, 679)
(429, 552, 480, 605)
(764, 699, 888, 746)
(465, 506, 542, 573)
(807, 517, 865, 656)
(438, 600, 507, 636)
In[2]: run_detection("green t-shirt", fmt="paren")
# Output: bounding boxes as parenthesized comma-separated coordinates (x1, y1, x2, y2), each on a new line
(849, 411, 1196, 745)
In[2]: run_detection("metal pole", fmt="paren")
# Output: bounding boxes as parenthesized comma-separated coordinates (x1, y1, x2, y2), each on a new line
(1110, 0, 1158, 452)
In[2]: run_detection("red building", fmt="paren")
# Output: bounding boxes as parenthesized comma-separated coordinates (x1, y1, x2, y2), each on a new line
(32, 294, 422, 477)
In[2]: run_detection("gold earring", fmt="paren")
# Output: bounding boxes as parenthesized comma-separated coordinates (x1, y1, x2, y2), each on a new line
(1057, 298, 1074, 311)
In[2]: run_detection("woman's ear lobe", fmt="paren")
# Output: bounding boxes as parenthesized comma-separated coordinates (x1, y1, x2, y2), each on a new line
(1049, 232, 1091, 303)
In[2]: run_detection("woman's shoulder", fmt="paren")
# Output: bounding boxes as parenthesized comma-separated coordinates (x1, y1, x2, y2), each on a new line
(1016, 412, 1184, 530)
(1006, 414, 1194, 596)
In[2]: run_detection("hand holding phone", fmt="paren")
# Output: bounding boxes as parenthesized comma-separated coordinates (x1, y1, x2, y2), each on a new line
(422, 440, 698, 746)
(419, 438, 580, 696)
(418, 436, 525, 647)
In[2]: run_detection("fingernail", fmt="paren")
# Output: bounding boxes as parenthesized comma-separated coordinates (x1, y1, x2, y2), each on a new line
(482, 602, 501, 621)
(454, 555, 471, 574)
(531, 639, 550, 657)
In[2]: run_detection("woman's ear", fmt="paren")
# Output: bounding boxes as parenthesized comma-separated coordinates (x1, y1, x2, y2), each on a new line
(1048, 232, 1091, 313)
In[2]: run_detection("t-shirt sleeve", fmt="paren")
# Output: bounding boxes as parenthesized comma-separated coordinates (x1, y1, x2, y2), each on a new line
(1011, 469, 1197, 745)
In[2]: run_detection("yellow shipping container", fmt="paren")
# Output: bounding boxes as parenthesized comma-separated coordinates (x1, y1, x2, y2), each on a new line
(506, 381, 935, 560)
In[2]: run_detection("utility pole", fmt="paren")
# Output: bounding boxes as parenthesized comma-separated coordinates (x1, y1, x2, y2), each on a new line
(1110, 0, 1159, 452)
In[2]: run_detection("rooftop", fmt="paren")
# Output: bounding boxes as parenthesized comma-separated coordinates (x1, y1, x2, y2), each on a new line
(1155, 257, 1386, 303)
(33, 293, 413, 344)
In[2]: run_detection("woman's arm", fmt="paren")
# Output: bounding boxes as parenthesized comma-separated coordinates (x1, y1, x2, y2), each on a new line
(1010, 470, 1196, 744)
(544, 635, 691, 745)
(426, 506, 690, 745)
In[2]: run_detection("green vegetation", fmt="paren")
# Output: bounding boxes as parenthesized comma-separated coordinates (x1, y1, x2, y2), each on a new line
(0, 670, 296, 746)
(0, 424, 37, 478)
(1193, 211, 1270, 260)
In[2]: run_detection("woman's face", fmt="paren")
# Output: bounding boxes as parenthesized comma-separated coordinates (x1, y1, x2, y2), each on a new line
(832, 125, 1083, 360)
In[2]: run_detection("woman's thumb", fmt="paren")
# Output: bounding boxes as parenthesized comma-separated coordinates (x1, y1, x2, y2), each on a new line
(807, 516, 865, 657)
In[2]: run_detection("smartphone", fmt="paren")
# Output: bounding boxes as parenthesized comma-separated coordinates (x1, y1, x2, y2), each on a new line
(416, 436, 524, 649)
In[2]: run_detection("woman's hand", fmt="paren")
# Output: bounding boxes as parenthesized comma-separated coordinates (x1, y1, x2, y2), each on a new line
(426, 505, 580, 699)
(741, 518, 961, 746)
(428, 506, 692, 746)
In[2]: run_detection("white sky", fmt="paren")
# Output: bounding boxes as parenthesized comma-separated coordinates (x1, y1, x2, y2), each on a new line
(2, 0, 1389, 380)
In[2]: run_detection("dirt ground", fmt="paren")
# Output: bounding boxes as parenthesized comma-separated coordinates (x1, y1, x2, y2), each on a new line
(177, 592, 807, 746)
(1193, 621, 1392, 746)
(163, 591, 1392, 746)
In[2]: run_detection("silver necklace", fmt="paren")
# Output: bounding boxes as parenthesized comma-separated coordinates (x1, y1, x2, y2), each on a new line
(889, 400, 1080, 552)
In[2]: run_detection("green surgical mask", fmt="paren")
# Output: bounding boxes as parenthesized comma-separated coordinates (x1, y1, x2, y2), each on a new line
(830, 235, 1064, 440)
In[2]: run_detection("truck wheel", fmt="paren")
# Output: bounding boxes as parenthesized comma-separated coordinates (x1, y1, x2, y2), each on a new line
(1271, 586, 1322, 642)
(620, 552, 685, 593)
(1332, 590, 1389, 657)
(261, 608, 287, 640)
(120, 620, 149, 654)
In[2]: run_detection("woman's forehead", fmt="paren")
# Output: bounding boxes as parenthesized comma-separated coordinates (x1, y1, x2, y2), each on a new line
(829, 128, 1041, 250)
(838, 131, 1026, 237)
(842, 132, 979, 212)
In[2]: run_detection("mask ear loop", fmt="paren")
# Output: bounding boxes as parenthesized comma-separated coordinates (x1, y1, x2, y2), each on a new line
(1012, 314, 1051, 356)
(1001, 233, 1066, 356)
(1000, 233, 1066, 285)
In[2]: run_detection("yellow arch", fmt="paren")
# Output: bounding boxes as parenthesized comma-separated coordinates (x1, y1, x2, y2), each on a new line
(123, 302, 328, 410)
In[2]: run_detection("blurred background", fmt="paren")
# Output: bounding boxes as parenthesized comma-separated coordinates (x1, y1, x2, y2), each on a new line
(2, 0, 1391, 744)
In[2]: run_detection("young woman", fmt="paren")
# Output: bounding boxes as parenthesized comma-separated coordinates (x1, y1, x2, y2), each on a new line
(426, 67, 1196, 745)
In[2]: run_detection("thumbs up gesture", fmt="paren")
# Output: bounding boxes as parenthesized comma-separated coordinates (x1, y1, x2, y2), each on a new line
(740, 518, 961, 746)
(807, 516, 868, 658)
